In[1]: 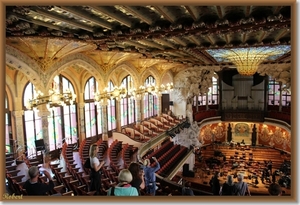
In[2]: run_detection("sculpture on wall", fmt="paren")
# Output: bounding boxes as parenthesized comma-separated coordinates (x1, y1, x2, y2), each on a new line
(172, 121, 201, 149)
(227, 123, 232, 142)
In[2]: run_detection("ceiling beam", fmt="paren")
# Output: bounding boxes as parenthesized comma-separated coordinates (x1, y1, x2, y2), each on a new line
(184, 6, 198, 21)
(9, 12, 73, 34)
(121, 6, 153, 25)
(89, 6, 132, 27)
(152, 6, 176, 23)
(31, 7, 94, 32)
(60, 6, 113, 30)
(214, 6, 224, 19)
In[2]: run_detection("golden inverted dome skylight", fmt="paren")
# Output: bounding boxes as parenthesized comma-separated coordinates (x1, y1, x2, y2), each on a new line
(206, 45, 291, 76)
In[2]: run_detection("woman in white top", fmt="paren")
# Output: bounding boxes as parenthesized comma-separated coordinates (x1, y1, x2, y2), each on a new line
(89, 143, 105, 195)
(39, 154, 55, 181)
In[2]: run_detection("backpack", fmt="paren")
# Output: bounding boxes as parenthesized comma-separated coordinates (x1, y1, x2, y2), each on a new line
(84, 157, 92, 169)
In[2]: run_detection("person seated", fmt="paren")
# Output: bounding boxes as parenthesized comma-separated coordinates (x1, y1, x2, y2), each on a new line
(268, 183, 282, 196)
(182, 181, 194, 196)
(107, 169, 139, 196)
(241, 139, 245, 145)
(23, 166, 55, 195)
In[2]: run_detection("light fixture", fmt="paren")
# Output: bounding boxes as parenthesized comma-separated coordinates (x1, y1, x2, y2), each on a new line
(25, 81, 76, 111)
(94, 86, 127, 106)
(128, 83, 173, 100)
(206, 45, 291, 76)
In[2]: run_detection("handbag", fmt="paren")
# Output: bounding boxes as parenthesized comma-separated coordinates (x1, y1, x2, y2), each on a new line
(84, 158, 92, 169)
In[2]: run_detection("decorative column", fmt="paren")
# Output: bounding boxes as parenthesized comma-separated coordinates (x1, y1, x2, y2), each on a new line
(12, 110, 24, 157)
(37, 105, 51, 152)
(116, 99, 122, 132)
(135, 97, 142, 123)
(140, 96, 144, 121)
(157, 94, 162, 116)
(101, 103, 108, 141)
(78, 103, 86, 142)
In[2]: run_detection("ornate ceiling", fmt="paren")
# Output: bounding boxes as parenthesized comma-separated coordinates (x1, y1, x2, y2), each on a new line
(6, 5, 291, 75)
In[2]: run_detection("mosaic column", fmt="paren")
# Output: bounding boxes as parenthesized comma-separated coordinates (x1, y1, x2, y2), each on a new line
(78, 103, 86, 141)
(101, 104, 108, 141)
(116, 99, 122, 132)
(140, 97, 144, 121)
(37, 106, 51, 152)
(12, 110, 24, 156)
(157, 94, 162, 117)
(136, 98, 141, 124)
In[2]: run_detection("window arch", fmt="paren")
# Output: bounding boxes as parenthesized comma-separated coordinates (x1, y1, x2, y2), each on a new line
(268, 76, 290, 106)
(47, 75, 78, 150)
(23, 75, 79, 153)
(120, 75, 135, 126)
(5, 92, 13, 153)
(194, 75, 219, 106)
(23, 82, 43, 156)
(144, 76, 158, 118)
(84, 77, 102, 138)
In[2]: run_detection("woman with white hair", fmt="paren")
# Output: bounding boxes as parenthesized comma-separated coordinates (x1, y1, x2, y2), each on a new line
(234, 173, 251, 196)
(107, 169, 139, 196)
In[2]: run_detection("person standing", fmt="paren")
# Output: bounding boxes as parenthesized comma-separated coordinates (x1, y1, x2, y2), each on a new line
(143, 157, 160, 196)
(209, 171, 220, 195)
(128, 162, 145, 195)
(89, 143, 105, 195)
(219, 175, 237, 195)
(234, 173, 251, 196)
(268, 183, 282, 196)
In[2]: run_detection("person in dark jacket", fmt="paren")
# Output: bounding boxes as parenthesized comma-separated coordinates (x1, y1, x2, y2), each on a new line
(182, 181, 194, 196)
(219, 175, 237, 195)
(23, 165, 54, 195)
(128, 162, 145, 195)
(209, 171, 220, 195)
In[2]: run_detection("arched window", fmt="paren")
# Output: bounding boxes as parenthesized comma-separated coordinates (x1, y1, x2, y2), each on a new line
(47, 75, 78, 151)
(5, 92, 13, 153)
(107, 81, 116, 131)
(207, 76, 218, 105)
(195, 75, 219, 106)
(23, 82, 43, 156)
(84, 77, 102, 138)
(144, 76, 157, 118)
(268, 76, 290, 106)
(120, 75, 135, 126)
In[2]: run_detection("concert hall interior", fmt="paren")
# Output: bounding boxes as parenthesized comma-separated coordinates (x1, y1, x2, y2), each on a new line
(5, 4, 292, 197)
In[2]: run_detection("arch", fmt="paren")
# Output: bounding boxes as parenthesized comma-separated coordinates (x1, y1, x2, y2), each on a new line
(106, 62, 140, 88)
(46, 53, 105, 90)
(6, 50, 44, 90)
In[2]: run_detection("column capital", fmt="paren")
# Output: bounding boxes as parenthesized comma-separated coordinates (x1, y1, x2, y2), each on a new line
(37, 110, 51, 117)
(78, 102, 86, 109)
(12, 110, 24, 117)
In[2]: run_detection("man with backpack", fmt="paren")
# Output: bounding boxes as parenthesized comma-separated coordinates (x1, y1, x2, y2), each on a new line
(234, 173, 251, 196)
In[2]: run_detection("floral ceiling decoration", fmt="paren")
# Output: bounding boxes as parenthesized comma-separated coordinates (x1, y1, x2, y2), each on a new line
(206, 45, 291, 76)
